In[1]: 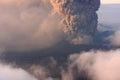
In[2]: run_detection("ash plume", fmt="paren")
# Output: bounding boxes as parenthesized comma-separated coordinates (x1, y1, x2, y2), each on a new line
(50, 0, 100, 44)
(0, 0, 64, 51)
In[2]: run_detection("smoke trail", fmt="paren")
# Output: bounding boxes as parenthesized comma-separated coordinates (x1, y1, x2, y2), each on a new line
(50, 0, 100, 44)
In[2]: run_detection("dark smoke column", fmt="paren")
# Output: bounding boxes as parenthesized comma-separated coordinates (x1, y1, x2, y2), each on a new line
(50, 0, 100, 44)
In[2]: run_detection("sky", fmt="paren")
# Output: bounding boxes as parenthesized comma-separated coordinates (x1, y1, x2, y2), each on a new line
(0, 0, 120, 4)
(102, 0, 120, 4)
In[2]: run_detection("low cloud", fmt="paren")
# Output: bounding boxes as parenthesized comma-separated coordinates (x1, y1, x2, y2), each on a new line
(0, 63, 37, 80)
(66, 49, 120, 80)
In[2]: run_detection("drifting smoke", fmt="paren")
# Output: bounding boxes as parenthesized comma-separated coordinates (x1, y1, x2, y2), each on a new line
(50, 0, 100, 44)
(28, 65, 51, 80)
(107, 30, 120, 46)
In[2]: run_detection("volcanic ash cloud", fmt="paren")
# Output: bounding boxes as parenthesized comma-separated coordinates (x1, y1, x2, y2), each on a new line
(50, 0, 100, 44)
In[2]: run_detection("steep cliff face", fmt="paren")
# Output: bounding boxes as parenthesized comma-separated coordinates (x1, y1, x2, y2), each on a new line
(50, 0, 100, 44)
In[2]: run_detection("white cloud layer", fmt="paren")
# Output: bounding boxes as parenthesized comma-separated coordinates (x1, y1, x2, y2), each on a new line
(0, 63, 37, 80)
(68, 49, 120, 80)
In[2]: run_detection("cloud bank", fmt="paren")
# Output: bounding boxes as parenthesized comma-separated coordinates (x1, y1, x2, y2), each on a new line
(0, 63, 37, 80)
(62, 49, 120, 80)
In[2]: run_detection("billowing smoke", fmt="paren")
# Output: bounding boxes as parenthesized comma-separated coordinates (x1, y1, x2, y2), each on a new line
(0, 0, 64, 51)
(0, 0, 101, 51)
(50, 0, 100, 44)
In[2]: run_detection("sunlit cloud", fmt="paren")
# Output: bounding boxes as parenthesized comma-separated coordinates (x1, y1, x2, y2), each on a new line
(0, 63, 37, 80)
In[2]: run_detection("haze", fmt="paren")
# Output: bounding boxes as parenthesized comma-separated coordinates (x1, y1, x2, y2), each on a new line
(102, 0, 120, 4)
